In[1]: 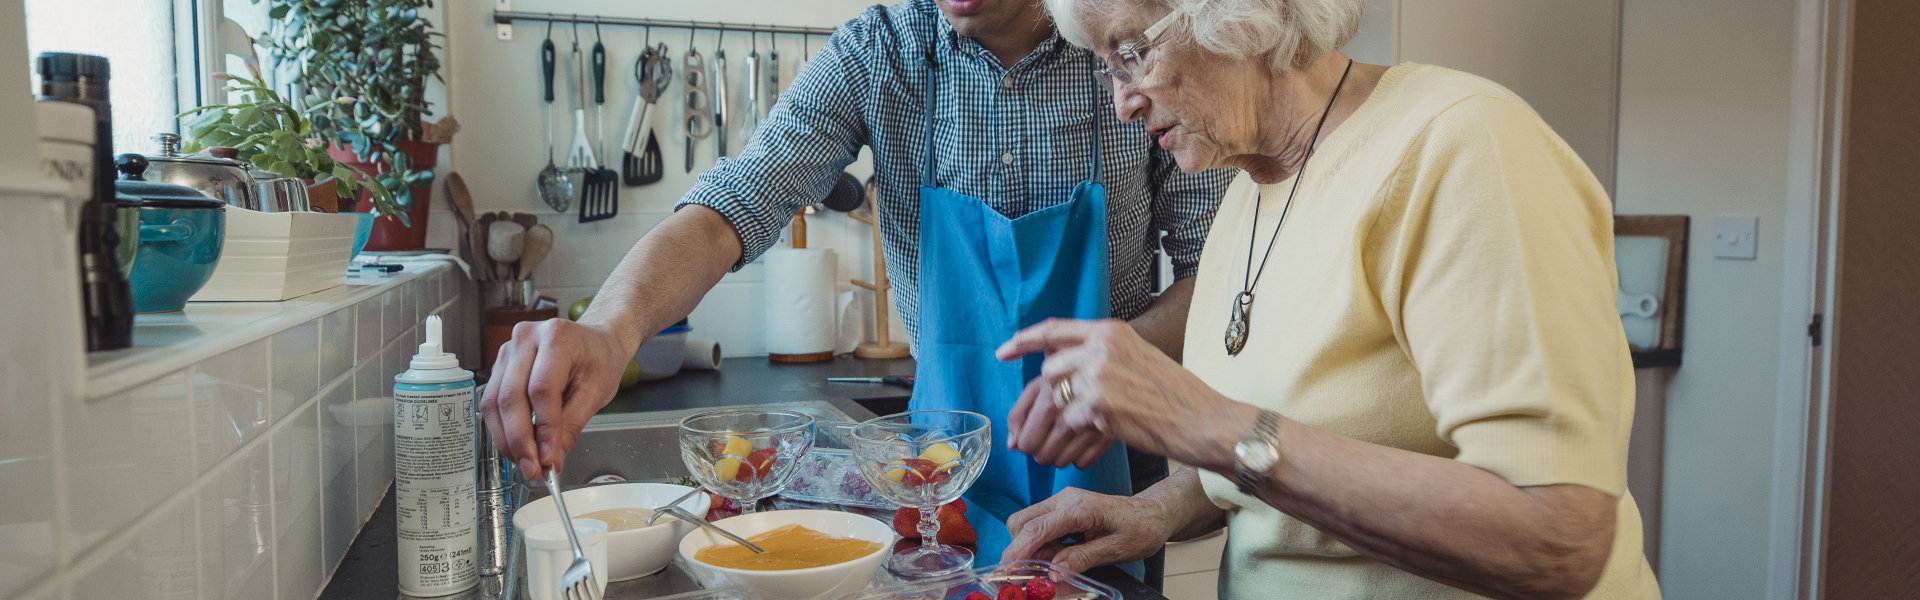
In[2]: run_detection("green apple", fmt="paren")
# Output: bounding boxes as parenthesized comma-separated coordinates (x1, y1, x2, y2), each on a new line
(620, 359, 642, 389)
(569, 295, 593, 321)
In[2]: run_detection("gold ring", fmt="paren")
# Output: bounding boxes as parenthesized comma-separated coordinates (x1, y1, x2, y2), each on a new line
(1054, 378, 1075, 409)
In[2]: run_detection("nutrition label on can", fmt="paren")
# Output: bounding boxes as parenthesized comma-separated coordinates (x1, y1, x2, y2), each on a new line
(394, 385, 479, 595)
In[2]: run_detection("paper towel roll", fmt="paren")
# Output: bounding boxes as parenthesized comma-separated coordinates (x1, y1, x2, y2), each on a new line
(683, 339, 722, 370)
(764, 248, 840, 356)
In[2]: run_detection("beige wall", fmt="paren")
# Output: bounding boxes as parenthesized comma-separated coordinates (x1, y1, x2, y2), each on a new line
(1615, 0, 1800, 597)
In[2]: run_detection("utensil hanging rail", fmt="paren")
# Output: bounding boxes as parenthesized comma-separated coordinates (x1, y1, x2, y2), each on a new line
(493, 11, 838, 37)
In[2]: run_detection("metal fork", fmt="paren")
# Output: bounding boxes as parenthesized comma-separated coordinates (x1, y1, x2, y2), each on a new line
(542, 468, 603, 600)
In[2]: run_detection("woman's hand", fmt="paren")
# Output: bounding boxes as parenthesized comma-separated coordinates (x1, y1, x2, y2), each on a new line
(1002, 488, 1176, 573)
(996, 318, 1254, 471)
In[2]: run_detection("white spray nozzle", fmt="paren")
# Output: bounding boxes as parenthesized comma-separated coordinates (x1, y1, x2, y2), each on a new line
(410, 315, 461, 371)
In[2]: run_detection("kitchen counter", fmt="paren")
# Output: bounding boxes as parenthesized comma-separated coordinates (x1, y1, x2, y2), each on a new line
(319, 356, 1164, 600)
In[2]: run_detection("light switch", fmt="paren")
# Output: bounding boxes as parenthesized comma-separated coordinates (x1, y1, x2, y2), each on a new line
(1714, 216, 1758, 260)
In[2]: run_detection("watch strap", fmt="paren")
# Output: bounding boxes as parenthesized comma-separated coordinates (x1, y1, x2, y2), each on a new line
(1235, 409, 1281, 495)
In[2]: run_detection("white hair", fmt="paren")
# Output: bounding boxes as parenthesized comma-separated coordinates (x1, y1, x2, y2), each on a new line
(1045, 0, 1364, 72)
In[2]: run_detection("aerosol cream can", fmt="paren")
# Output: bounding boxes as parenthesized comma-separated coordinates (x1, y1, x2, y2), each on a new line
(394, 315, 480, 595)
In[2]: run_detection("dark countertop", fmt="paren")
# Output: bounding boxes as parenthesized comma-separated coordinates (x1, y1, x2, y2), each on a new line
(320, 356, 1162, 600)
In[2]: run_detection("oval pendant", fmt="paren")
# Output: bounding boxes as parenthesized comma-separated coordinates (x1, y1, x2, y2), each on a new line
(1225, 292, 1252, 356)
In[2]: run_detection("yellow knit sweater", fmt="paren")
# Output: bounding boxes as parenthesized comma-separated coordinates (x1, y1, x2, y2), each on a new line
(1182, 63, 1660, 599)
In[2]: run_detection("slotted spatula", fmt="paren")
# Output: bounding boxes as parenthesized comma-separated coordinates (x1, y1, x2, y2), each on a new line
(580, 24, 619, 222)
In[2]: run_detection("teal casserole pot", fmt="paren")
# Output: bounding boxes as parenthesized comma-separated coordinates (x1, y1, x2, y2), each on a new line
(115, 154, 226, 313)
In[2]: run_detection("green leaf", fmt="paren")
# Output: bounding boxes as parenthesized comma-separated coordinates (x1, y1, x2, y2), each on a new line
(234, 106, 262, 129)
(404, 169, 432, 186)
(268, 3, 289, 18)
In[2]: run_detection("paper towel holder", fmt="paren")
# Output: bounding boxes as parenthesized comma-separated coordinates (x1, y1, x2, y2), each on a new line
(850, 177, 911, 359)
(768, 209, 839, 363)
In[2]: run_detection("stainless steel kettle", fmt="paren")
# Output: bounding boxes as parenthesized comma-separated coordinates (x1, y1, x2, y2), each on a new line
(143, 133, 259, 210)
(249, 168, 311, 213)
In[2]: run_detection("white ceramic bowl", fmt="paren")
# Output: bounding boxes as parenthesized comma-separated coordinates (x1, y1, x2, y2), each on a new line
(677, 509, 895, 600)
(514, 483, 711, 581)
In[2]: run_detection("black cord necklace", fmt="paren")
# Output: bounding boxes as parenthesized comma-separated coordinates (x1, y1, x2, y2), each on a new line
(1225, 59, 1354, 356)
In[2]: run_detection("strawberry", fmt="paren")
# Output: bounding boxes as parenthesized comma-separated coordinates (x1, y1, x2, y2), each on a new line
(892, 505, 920, 539)
(996, 583, 1025, 600)
(937, 499, 978, 544)
(739, 448, 778, 482)
(963, 592, 992, 600)
(1025, 578, 1055, 600)
(890, 499, 977, 544)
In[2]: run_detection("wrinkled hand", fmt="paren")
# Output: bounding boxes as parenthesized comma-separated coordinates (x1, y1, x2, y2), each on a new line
(1003, 488, 1174, 573)
(479, 319, 631, 483)
(997, 319, 1239, 465)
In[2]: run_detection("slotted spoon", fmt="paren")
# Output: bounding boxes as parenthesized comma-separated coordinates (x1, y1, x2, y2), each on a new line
(537, 22, 572, 213)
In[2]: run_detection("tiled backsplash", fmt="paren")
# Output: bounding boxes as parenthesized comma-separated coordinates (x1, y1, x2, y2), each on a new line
(15, 264, 468, 600)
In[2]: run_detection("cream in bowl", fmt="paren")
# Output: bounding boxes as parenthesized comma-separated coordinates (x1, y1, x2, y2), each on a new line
(677, 509, 894, 600)
(514, 482, 710, 581)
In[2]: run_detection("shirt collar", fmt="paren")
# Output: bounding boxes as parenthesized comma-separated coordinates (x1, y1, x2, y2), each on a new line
(933, 11, 1069, 74)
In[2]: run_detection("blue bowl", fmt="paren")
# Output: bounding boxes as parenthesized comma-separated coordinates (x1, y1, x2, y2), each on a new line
(349, 212, 376, 260)
(128, 204, 225, 313)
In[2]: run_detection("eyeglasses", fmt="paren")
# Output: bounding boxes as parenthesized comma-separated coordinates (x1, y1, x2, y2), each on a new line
(1093, 10, 1182, 91)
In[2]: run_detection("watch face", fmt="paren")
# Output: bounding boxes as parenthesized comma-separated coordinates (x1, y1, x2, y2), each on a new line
(1237, 440, 1279, 472)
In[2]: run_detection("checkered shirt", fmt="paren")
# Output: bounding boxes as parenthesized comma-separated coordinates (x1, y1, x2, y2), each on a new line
(676, 0, 1235, 345)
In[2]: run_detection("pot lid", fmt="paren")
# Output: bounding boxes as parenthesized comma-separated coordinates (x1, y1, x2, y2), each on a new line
(145, 133, 246, 167)
(114, 154, 225, 209)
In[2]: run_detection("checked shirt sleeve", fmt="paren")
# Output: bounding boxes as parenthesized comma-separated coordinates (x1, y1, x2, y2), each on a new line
(1150, 148, 1235, 281)
(675, 19, 877, 271)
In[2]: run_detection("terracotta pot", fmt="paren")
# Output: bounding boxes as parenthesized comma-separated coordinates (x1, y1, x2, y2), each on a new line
(327, 139, 440, 251)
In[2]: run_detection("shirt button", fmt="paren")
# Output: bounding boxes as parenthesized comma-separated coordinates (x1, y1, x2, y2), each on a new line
(1000, 152, 1014, 165)
(1000, 77, 1012, 89)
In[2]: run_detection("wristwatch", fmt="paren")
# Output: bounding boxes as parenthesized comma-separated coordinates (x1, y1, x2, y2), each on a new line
(1234, 409, 1281, 495)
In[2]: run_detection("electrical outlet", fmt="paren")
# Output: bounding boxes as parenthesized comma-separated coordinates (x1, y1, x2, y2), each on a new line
(1714, 216, 1758, 260)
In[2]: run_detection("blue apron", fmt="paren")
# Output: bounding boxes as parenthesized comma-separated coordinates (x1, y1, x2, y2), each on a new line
(908, 59, 1133, 527)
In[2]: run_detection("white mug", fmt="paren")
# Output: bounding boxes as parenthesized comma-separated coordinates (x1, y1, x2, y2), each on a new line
(523, 518, 610, 600)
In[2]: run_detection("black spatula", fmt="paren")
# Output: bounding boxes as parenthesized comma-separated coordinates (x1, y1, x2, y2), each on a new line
(624, 130, 663, 186)
(581, 29, 619, 223)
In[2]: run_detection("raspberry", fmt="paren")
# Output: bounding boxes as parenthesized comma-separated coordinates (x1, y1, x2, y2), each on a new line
(1025, 578, 1055, 600)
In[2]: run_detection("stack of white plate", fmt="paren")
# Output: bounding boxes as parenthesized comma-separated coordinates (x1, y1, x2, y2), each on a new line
(190, 208, 360, 302)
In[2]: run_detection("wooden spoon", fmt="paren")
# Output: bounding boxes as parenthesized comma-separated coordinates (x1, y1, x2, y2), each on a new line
(487, 220, 525, 281)
(519, 224, 554, 281)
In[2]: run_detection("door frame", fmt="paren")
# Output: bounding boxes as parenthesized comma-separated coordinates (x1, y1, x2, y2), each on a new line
(1767, 0, 1849, 597)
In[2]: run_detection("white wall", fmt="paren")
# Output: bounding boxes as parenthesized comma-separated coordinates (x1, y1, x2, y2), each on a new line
(1614, 0, 1799, 596)
(442, 0, 893, 357)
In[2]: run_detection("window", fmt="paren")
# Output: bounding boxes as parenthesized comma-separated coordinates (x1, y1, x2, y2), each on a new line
(23, 0, 185, 156)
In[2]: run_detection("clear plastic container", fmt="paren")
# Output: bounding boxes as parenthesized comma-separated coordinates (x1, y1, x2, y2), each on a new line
(779, 422, 896, 509)
(844, 560, 1122, 600)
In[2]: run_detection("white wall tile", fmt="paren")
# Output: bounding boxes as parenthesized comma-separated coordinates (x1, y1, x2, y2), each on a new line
(686, 280, 770, 357)
(319, 308, 353, 389)
(273, 403, 322, 600)
(196, 341, 271, 475)
(63, 370, 195, 558)
(356, 351, 396, 519)
(0, 347, 58, 597)
(355, 296, 382, 367)
(317, 378, 360, 574)
(68, 493, 199, 600)
(199, 442, 274, 600)
(380, 290, 405, 347)
(271, 320, 321, 420)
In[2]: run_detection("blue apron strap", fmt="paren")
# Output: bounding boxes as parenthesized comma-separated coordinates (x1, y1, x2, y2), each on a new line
(1088, 53, 1102, 185)
(922, 51, 939, 187)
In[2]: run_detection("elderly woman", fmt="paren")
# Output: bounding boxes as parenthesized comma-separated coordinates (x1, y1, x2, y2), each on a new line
(994, 0, 1661, 598)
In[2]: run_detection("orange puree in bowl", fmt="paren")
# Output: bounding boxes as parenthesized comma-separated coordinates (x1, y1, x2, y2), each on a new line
(693, 524, 882, 571)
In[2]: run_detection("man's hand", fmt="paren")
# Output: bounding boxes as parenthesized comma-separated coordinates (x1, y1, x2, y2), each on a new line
(479, 318, 631, 483)
(1003, 488, 1176, 573)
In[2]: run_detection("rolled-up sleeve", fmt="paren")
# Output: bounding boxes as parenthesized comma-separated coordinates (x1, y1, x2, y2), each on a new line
(1149, 150, 1235, 281)
(675, 20, 875, 270)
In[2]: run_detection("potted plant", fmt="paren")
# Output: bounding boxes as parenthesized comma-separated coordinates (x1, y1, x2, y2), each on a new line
(257, 0, 446, 250)
(176, 62, 396, 216)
